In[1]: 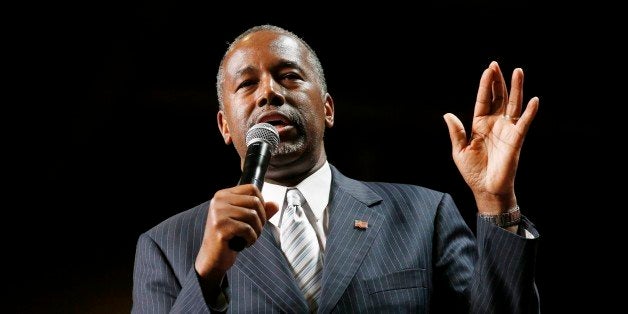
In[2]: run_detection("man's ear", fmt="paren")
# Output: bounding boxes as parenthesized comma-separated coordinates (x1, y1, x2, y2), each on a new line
(324, 93, 335, 128)
(217, 110, 232, 145)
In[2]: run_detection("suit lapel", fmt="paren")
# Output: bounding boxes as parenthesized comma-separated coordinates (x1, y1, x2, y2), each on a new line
(232, 224, 308, 313)
(318, 166, 383, 313)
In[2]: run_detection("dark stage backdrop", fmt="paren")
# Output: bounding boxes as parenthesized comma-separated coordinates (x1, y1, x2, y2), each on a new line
(14, 1, 621, 313)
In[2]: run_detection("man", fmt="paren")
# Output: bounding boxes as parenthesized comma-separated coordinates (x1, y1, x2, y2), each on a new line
(133, 24, 540, 313)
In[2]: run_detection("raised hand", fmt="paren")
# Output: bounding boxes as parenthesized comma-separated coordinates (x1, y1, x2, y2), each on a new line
(443, 61, 539, 214)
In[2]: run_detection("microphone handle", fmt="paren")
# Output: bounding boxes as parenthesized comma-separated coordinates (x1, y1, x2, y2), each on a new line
(229, 141, 271, 252)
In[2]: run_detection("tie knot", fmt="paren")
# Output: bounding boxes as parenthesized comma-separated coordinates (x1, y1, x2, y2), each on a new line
(286, 188, 302, 208)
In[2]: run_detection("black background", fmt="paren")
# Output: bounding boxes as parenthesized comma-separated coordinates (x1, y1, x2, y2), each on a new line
(12, 1, 622, 312)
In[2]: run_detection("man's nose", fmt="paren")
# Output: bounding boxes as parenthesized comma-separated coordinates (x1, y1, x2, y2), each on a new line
(256, 76, 285, 108)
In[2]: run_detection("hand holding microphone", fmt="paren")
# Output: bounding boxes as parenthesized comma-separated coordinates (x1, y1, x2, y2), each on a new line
(195, 123, 279, 280)
(229, 123, 280, 251)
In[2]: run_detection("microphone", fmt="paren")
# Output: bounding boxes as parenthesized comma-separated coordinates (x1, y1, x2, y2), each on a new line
(229, 122, 280, 251)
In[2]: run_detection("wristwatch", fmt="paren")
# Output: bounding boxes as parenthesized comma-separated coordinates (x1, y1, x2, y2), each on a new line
(478, 205, 521, 228)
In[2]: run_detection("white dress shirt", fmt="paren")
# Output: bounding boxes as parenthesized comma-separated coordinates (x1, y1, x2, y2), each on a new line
(263, 161, 331, 250)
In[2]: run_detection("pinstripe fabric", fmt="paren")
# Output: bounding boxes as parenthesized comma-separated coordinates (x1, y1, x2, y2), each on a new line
(132, 203, 208, 313)
(233, 224, 309, 312)
(468, 217, 540, 313)
(133, 164, 540, 313)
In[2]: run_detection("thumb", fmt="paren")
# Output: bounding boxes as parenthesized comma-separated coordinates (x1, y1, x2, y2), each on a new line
(443, 113, 467, 153)
(264, 201, 280, 219)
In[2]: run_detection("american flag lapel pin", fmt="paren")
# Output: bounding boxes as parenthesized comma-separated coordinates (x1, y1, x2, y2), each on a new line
(354, 219, 368, 230)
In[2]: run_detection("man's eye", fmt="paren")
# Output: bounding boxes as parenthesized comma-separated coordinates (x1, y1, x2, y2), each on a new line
(281, 73, 301, 80)
(237, 80, 256, 90)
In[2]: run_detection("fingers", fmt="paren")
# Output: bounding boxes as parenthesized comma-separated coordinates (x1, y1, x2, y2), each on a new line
(195, 184, 274, 278)
(265, 201, 280, 219)
(209, 184, 270, 247)
(516, 96, 539, 135)
(473, 67, 495, 117)
(229, 204, 265, 238)
(443, 113, 467, 153)
(506, 68, 524, 119)
(476, 61, 529, 122)
(226, 220, 260, 249)
(227, 200, 281, 247)
(224, 185, 267, 222)
(489, 61, 508, 113)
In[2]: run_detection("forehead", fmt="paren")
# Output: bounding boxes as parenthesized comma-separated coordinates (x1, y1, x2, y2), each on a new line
(224, 31, 309, 76)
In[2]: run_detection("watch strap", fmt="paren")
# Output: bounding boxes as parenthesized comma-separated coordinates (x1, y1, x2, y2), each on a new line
(478, 205, 521, 228)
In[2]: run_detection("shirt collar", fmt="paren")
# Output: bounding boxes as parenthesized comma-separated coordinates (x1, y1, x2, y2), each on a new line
(264, 161, 331, 226)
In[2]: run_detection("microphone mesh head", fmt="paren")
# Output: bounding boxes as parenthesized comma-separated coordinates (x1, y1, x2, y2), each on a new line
(245, 123, 280, 153)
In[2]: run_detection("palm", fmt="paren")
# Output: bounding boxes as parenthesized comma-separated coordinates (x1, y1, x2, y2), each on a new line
(444, 61, 539, 199)
(457, 114, 523, 195)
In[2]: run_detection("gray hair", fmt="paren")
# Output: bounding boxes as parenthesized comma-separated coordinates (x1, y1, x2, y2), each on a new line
(215, 25, 327, 110)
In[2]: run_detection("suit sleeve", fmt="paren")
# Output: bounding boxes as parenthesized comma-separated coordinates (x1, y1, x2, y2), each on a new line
(432, 193, 540, 314)
(132, 233, 211, 313)
(469, 215, 540, 313)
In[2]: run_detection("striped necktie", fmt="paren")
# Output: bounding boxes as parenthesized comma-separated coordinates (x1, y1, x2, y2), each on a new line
(281, 188, 322, 311)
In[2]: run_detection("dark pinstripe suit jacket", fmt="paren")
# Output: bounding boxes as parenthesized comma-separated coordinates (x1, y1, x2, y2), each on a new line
(133, 165, 540, 313)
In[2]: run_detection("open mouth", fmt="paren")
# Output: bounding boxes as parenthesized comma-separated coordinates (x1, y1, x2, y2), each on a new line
(257, 112, 293, 132)
(265, 119, 288, 128)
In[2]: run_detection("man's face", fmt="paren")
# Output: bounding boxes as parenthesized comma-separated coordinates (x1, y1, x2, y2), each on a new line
(218, 31, 334, 175)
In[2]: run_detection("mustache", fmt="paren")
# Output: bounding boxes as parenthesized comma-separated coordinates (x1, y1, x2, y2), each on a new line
(249, 106, 306, 133)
